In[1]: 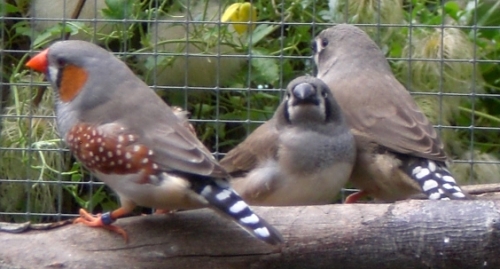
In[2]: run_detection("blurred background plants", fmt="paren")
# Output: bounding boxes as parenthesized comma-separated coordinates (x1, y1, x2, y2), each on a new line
(0, 0, 499, 222)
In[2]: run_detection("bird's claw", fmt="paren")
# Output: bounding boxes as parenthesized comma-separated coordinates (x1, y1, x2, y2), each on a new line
(345, 190, 368, 203)
(74, 208, 129, 243)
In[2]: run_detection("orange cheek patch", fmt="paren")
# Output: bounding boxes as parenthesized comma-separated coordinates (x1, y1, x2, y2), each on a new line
(59, 65, 88, 102)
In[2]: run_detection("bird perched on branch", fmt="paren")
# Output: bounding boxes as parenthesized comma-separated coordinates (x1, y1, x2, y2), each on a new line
(25, 40, 283, 245)
(220, 76, 356, 206)
(312, 24, 470, 202)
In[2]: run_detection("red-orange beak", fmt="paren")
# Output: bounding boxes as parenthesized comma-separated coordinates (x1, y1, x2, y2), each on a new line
(26, 49, 49, 73)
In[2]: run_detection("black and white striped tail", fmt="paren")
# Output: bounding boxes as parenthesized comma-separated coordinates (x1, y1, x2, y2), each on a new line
(193, 178, 283, 245)
(404, 158, 468, 200)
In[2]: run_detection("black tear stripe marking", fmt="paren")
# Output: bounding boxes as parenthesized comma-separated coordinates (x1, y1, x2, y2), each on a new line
(174, 172, 283, 245)
(283, 101, 291, 124)
(401, 157, 467, 200)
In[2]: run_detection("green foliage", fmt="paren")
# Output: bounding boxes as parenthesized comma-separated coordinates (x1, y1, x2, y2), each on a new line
(102, 0, 136, 20)
(63, 162, 118, 213)
(0, 68, 64, 222)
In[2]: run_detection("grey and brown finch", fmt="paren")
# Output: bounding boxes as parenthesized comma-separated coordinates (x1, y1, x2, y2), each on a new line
(312, 24, 469, 202)
(220, 76, 356, 206)
(25, 40, 283, 245)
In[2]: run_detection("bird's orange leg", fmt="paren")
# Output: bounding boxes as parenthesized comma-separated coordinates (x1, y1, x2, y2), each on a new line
(154, 209, 170, 214)
(345, 190, 369, 203)
(153, 208, 178, 215)
(74, 207, 131, 242)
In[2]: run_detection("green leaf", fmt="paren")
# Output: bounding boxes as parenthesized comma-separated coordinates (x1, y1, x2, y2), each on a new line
(144, 55, 170, 71)
(475, 0, 500, 27)
(251, 92, 279, 101)
(250, 48, 279, 84)
(300, 0, 313, 9)
(229, 95, 243, 105)
(248, 24, 275, 46)
(0, 2, 20, 14)
(14, 22, 32, 36)
(318, 10, 332, 21)
(88, 189, 107, 210)
(31, 24, 76, 48)
(444, 1, 461, 21)
(30, 32, 53, 49)
(103, 0, 135, 20)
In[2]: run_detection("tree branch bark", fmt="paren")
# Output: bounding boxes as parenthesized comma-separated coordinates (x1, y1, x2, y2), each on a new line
(1, 199, 500, 269)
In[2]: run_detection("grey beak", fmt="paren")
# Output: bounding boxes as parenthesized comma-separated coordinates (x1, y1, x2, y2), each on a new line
(292, 83, 317, 104)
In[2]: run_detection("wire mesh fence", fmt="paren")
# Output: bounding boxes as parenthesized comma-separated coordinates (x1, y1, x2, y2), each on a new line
(1, 0, 499, 224)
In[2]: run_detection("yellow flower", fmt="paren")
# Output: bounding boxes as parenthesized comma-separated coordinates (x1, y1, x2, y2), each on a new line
(221, 2, 257, 35)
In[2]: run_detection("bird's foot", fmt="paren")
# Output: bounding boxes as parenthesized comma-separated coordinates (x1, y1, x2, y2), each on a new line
(74, 208, 128, 242)
(154, 208, 177, 215)
(345, 190, 368, 203)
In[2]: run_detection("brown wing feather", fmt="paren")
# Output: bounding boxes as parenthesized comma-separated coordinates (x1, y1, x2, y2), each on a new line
(320, 71, 447, 162)
(219, 119, 280, 175)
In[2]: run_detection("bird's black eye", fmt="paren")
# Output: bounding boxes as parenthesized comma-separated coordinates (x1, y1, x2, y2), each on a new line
(311, 40, 317, 53)
(322, 90, 328, 99)
(286, 92, 291, 99)
(321, 38, 329, 47)
(57, 59, 66, 67)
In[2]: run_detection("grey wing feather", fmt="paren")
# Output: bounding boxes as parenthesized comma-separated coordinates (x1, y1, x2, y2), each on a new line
(105, 97, 229, 178)
(84, 72, 229, 179)
(145, 120, 230, 178)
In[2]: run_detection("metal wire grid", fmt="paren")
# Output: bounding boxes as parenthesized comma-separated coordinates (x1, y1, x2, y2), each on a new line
(1, 0, 499, 223)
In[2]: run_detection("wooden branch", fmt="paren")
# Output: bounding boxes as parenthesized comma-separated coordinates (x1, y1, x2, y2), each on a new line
(408, 183, 500, 200)
(1, 200, 500, 269)
(463, 183, 500, 198)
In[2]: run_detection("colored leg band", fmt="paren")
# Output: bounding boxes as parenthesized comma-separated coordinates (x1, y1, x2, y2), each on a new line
(101, 212, 115, 225)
